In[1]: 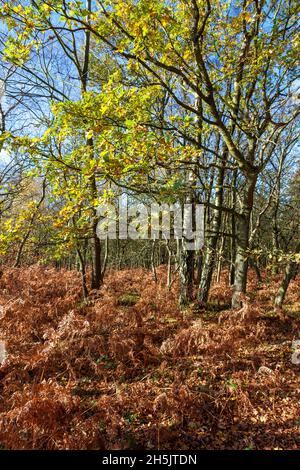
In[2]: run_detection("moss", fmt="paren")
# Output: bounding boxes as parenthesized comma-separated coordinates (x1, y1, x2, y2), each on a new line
(117, 292, 140, 306)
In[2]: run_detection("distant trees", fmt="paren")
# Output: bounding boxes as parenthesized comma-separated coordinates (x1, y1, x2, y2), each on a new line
(274, 163, 300, 308)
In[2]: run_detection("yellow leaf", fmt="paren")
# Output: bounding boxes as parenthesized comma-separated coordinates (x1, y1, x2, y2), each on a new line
(86, 130, 93, 139)
(244, 12, 252, 22)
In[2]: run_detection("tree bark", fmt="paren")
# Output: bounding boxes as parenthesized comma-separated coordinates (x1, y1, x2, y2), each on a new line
(90, 169, 102, 289)
(274, 243, 300, 309)
(14, 179, 46, 268)
(198, 151, 225, 304)
(151, 240, 157, 283)
(81, 1, 102, 290)
(178, 239, 194, 306)
(76, 247, 88, 299)
(232, 174, 257, 308)
(229, 170, 237, 286)
(216, 230, 226, 283)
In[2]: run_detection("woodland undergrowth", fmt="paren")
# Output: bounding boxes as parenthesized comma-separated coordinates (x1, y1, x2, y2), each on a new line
(0, 265, 299, 450)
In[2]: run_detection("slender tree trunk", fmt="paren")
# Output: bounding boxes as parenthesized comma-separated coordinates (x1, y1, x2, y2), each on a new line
(274, 243, 300, 309)
(167, 251, 172, 289)
(14, 179, 46, 268)
(80, 0, 102, 290)
(179, 177, 198, 306)
(14, 233, 31, 268)
(76, 247, 88, 299)
(165, 239, 173, 289)
(272, 196, 280, 276)
(151, 240, 157, 283)
(177, 84, 204, 306)
(249, 257, 262, 283)
(90, 169, 102, 289)
(178, 174, 195, 306)
(198, 150, 225, 304)
(229, 170, 237, 286)
(216, 231, 225, 283)
(101, 236, 108, 279)
(232, 212, 250, 307)
(178, 239, 194, 306)
(194, 250, 203, 285)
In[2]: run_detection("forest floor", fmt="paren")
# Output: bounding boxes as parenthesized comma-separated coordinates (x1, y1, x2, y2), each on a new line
(0, 265, 299, 450)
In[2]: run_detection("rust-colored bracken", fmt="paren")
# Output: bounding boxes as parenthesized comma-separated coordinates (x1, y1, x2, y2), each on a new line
(0, 265, 299, 450)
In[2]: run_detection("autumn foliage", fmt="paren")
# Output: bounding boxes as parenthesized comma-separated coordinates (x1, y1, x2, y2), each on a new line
(0, 266, 299, 450)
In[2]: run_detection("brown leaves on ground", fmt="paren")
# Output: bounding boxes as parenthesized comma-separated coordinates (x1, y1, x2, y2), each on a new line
(0, 265, 299, 450)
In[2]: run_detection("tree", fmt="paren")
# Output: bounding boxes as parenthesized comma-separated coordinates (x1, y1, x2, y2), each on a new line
(0, 0, 299, 309)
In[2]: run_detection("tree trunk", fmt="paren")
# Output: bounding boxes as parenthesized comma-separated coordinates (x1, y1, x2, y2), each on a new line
(198, 153, 225, 304)
(274, 244, 300, 309)
(249, 257, 262, 283)
(178, 240, 194, 306)
(194, 250, 203, 285)
(151, 240, 157, 283)
(14, 179, 46, 268)
(101, 236, 108, 279)
(80, 1, 102, 290)
(229, 170, 237, 286)
(216, 231, 225, 283)
(178, 167, 196, 306)
(76, 247, 88, 299)
(167, 249, 172, 289)
(232, 174, 257, 308)
(90, 171, 102, 289)
(272, 200, 280, 276)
